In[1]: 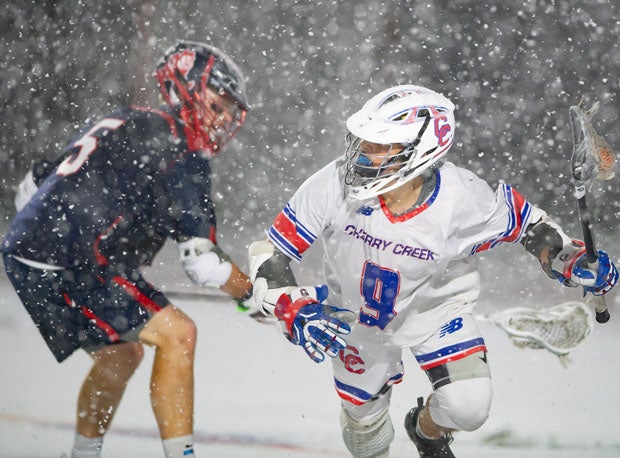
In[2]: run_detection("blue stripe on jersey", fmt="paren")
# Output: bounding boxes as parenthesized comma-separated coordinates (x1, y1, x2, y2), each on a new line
(469, 184, 531, 254)
(282, 204, 317, 246)
(414, 337, 486, 364)
(496, 184, 531, 246)
(334, 378, 373, 403)
(267, 226, 302, 262)
(426, 167, 441, 206)
(511, 187, 531, 240)
(334, 373, 403, 405)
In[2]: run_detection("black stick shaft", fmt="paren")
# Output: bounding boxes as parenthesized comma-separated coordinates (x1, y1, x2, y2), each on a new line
(577, 196, 597, 263)
(576, 192, 610, 323)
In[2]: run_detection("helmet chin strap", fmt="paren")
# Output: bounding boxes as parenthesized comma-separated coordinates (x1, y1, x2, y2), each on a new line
(398, 114, 434, 178)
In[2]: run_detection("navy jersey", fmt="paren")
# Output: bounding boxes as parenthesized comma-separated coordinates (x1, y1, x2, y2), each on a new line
(3, 106, 217, 272)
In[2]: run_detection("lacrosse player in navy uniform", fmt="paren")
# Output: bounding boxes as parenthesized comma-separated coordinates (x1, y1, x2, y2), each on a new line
(3, 41, 254, 458)
(248, 85, 618, 457)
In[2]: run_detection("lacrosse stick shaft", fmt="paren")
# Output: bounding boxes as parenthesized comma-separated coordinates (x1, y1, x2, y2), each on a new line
(576, 194, 597, 263)
(575, 191, 609, 323)
(570, 104, 610, 324)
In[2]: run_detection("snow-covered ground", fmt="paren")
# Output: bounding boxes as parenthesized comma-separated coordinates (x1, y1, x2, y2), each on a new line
(1, 243, 619, 458)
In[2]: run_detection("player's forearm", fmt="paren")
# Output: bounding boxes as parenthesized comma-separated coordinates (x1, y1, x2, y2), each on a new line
(219, 263, 253, 300)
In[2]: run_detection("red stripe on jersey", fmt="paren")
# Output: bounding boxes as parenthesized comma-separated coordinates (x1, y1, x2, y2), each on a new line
(473, 186, 531, 254)
(272, 211, 311, 254)
(112, 276, 164, 314)
(473, 241, 493, 254)
(378, 168, 441, 223)
(379, 198, 430, 223)
(93, 216, 124, 266)
(419, 345, 487, 370)
(80, 306, 121, 342)
(208, 225, 217, 244)
(335, 389, 366, 405)
(61, 292, 73, 306)
(502, 188, 527, 242)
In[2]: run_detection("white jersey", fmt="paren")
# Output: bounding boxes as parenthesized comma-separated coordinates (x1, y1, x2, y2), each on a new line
(268, 158, 545, 347)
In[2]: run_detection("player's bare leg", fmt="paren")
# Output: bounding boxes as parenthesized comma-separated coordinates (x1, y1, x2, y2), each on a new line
(72, 342, 144, 457)
(139, 304, 197, 439)
(76, 342, 144, 437)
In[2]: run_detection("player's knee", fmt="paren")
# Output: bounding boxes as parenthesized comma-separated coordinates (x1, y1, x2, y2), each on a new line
(91, 342, 144, 382)
(340, 406, 394, 458)
(144, 306, 197, 352)
(94, 341, 144, 364)
(429, 377, 492, 431)
(121, 342, 145, 369)
(169, 317, 197, 351)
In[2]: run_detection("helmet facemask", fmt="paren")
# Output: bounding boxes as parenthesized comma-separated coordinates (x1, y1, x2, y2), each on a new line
(191, 80, 246, 154)
(344, 134, 415, 186)
(156, 41, 248, 156)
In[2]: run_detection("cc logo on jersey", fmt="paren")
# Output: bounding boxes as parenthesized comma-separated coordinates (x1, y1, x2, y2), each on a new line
(339, 345, 365, 374)
(434, 115, 451, 147)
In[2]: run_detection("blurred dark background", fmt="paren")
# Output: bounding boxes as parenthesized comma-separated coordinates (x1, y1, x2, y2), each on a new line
(1, 0, 618, 266)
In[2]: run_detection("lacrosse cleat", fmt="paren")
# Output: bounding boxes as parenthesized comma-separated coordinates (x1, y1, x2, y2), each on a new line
(404, 397, 455, 457)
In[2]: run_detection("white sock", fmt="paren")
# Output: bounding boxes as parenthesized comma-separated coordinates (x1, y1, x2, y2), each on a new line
(162, 434, 195, 458)
(71, 433, 103, 458)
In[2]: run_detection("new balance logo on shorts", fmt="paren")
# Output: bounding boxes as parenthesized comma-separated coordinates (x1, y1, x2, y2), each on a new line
(355, 205, 374, 216)
(439, 317, 463, 338)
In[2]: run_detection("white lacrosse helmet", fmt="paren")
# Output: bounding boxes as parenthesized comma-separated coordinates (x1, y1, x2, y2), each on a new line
(344, 84, 455, 200)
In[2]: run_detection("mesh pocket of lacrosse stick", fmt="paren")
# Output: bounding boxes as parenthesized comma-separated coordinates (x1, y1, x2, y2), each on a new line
(570, 102, 616, 182)
(485, 301, 594, 357)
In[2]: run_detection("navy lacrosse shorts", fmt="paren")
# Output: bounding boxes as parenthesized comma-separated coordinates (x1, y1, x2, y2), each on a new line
(3, 253, 170, 362)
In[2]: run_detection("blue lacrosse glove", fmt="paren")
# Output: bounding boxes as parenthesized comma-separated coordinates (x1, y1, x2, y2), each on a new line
(274, 285, 356, 363)
(552, 241, 618, 295)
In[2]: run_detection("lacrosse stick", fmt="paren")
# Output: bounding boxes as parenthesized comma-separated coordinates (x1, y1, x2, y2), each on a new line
(479, 301, 594, 361)
(168, 289, 594, 362)
(569, 102, 616, 323)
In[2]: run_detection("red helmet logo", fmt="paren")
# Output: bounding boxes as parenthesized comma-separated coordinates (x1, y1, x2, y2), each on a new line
(167, 49, 196, 87)
(434, 115, 452, 146)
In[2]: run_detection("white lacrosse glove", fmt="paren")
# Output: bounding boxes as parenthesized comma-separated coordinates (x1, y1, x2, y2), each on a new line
(179, 238, 232, 288)
(248, 240, 291, 314)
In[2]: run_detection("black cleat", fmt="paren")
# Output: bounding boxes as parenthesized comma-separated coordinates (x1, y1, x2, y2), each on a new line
(404, 397, 455, 457)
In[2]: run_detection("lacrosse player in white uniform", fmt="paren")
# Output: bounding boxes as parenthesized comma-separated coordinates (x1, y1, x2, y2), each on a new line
(248, 85, 618, 457)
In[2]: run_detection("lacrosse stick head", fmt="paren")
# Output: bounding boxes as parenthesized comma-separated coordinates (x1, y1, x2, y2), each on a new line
(569, 102, 616, 183)
(486, 301, 594, 357)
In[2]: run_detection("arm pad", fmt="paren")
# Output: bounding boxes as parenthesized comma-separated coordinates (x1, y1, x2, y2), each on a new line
(521, 213, 573, 278)
(248, 240, 299, 315)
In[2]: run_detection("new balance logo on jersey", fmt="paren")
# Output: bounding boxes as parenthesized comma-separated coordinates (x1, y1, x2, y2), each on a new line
(439, 317, 463, 338)
(355, 205, 374, 216)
